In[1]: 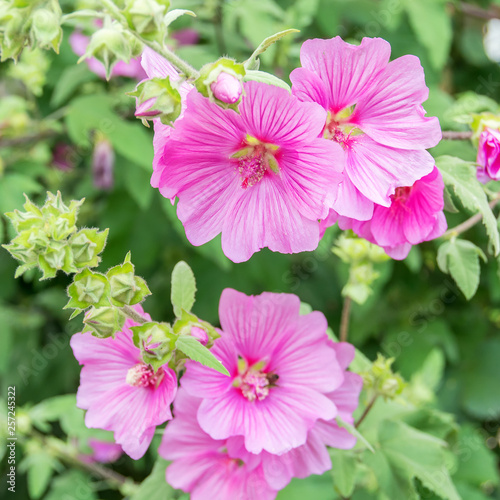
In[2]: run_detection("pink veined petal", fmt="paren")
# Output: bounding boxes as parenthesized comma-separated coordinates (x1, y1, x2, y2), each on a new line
(370, 204, 406, 247)
(327, 371, 363, 419)
(221, 176, 321, 262)
(141, 46, 181, 81)
(197, 385, 336, 455)
(279, 139, 344, 219)
(333, 173, 375, 220)
(319, 208, 339, 237)
(346, 135, 435, 206)
(177, 172, 241, 247)
(166, 454, 220, 493)
(337, 215, 376, 245)
(384, 242, 412, 260)
(289, 67, 330, 110)
(261, 425, 332, 490)
(240, 81, 328, 146)
(218, 289, 301, 363)
(151, 120, 173, 195)
(331, 342, 356, 370)
(298, 37, 391, 112)
(352, 55, 442, 150)
(426, 211, 447, 241)
(313, 418, 357, 450)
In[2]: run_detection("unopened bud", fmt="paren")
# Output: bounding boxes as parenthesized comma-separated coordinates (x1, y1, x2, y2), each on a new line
(210, 72, 242, 104)
(83, 306, 126, 338)
(92, 137, 114, 190)
(191, 326, 208, 345)
(30, 7, 62, 52)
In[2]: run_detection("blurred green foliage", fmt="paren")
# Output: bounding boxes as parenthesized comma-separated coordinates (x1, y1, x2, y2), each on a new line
(1, 0, 500, 499)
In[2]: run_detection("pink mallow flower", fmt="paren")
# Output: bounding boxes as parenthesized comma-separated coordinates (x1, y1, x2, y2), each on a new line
(160, 343, 361, 498)
(69, 31, 147, 80)
(290, 37, 442, 222)
(151, 81, 344, 262)
(477, 128, 500, 183)
(70, 305, 177, 460)
(325, 167, 447, 260)
(159, 389, 278, 500)
(181, 289, 348, 455)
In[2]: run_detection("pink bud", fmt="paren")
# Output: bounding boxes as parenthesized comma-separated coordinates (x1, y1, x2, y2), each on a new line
(477, 128, 500, 183)
(210, 72, 242, 104)
(92, 138, 114, 190)
(52, 143, 76, 171)
(191, 326, 208, 345)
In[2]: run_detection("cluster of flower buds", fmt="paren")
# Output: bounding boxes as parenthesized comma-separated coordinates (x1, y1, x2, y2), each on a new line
(0, 0, 63, 62)
(360, 354, 406, 400)
(332, 231, 390, 304)
(3, 192, 108, 280)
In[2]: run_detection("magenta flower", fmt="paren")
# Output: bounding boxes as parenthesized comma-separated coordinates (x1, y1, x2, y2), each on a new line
(290, 37, 441, 221)
(69, 31, 146, 80)
(159, 389, 278, 500)
(327, 167, 447, 259)
(181, 289, 346, 454)
(70, 306, 177, 459)
(477, 128, 500, 183)
(152, 81, 344, 262)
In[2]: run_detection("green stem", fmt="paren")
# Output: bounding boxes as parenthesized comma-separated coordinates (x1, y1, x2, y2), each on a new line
(99, 0, 199, 80)
(442, 195, 500, 239)
(122, 305, 148, 324)
(339, 296, 352, 343)
(355, 394, 378, 428)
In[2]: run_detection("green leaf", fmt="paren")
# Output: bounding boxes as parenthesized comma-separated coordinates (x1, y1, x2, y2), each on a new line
(244, 28, 299, 69)
(437, 155, 500, 255)
(244, 70, 291, 91)
(378, 420, 460, 500)
(65, 94, 153, 170)
(437, 239, 485, 300)
(130, 458, 177, 500)
(50, 63, 97, 107)
(170, 261, 196, 317)
(176, 335, 229, 376)
(0, 174, 43, 215)
(336, 417, 375, 453)
(329, 449, 356, 497)
(45, 470, 97, 500)
(24, 453, 59, 499)
(405, 0, 452, 70)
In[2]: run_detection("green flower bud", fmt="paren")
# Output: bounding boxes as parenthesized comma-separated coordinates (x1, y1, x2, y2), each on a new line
(125, 0, 166, 35)
(70, 228, 108, 268)
(80, 21, 133, 80)
(0, 7, 28, 62)
(83, 306, 126, 338)
(131, 321, 176, 371)
(30, 7, 62, 53)
(66, 269, 110, 309)
(361, 354, 406, 400)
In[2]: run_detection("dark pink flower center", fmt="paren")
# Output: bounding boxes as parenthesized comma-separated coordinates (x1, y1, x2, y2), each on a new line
(126, 363, 164, 388)
(233, 358, 278, 402)
(231, 136, 280, 189)
(392, 186, 413, 203)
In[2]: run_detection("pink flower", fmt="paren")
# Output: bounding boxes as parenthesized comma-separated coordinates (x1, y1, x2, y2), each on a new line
(477, 128, 500, 183)
(210, 72, 242, 103)
(290, 37, 441, 221)
(152, 81, 344, 262)
(326, 167, 447, 259)
(159, 389, 278, 500)
(69, 31, 147, 80)
(181, 289, 346, 454)
(232, 342, 362, 490)
(171, 28, 199, 46)
(84, 439, 123, 463)
(70, 305, 177, 459)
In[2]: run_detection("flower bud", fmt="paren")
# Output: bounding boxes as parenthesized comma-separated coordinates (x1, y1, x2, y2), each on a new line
(210, 72, 243, 104)
(130, 77, 182, 125)
(92, 136, 114, 190)
(195, 58, 245, 107)
(66, 269, 110, 310)
(30, 7, 62, 52)
(83, 306, 126, 338)
(477, 127, 500, 183)
(126, 0, 166, 35)
(191, 326, 208, 345)
(107, 255, 151, 306)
